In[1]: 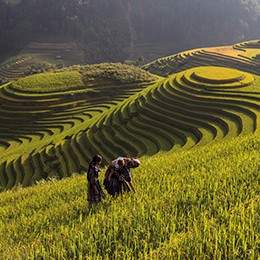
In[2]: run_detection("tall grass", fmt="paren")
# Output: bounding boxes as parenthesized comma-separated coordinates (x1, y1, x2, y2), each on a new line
(0, 134, 259, 259)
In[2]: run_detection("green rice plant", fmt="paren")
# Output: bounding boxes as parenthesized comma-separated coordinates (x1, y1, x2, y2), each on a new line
(0, 133, 259, 259)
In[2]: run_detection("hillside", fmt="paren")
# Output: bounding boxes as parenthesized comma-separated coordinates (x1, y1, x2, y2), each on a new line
(143, 40, 260, 76)
(0, 38, 259, 258)
(0, 40, 260, 191)
(0, 134, 259, 258)
(0, 63, 156, 190)
(0, 41, 86, 84)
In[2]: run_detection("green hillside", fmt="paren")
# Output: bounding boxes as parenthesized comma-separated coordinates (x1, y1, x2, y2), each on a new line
(0, 39, 259, 258)
(0, 63, 156, 190)
(0, 40, 260, 191)
(0, 134, 259, 259)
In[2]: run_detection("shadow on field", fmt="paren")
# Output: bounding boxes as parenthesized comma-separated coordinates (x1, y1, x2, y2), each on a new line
(81, 200, 113, 217)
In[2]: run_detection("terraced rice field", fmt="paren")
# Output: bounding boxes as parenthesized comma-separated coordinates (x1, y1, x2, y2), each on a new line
(0, 40, 260, 191)
(144, 40, 260, 76)
(0, 64, 155, 190)
(0, 56, 34, 83)
(0, 41, 85, 83)
(23, 41, 85, 66)
(234, 39, 260, 50)
(87, 66, 260, 157)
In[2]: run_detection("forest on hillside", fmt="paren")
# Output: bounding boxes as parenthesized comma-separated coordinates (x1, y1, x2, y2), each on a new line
(0, 0, 259, 63)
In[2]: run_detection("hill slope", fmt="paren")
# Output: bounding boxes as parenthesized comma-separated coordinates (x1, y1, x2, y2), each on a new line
(0, 134, 259, 259)
(0, 40, 260, 190)
(143, 40, 260, 76)
(0, 63, 156, 190)
(0, 41, 85, 84)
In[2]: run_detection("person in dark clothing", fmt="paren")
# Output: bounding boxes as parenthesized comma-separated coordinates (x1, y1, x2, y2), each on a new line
(104, 157, 140, 196)
(87, 155, 104, 205)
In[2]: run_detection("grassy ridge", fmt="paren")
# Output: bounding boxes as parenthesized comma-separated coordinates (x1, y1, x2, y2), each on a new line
(11, 63, 156, 92)
(0, 134, 259, 259)
(12, 71, 85, 93)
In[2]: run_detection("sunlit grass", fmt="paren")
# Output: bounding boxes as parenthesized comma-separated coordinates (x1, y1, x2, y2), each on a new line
(12, 71, 84, 92)
(0, 134, 259, 259)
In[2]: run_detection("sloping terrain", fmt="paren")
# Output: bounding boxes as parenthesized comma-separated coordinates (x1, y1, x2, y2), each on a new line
(0, 63, 156, 189)
(143, 40, 260, 76)
(0, 39, 259, 259)
(0, 41, 85, 83)
(0, 40, 260, 191)
(0, 133, 259, 259)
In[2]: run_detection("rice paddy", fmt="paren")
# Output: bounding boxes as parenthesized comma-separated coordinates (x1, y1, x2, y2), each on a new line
(0, 40, 260, 190)
(0, 133, 259, 259)
(0, 39, 259, 258)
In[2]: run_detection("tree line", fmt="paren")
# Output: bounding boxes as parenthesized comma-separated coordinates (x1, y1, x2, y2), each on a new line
(0, 0, 259, 63)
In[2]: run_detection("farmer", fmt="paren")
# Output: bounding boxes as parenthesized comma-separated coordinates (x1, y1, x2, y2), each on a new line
(86, 155, 105, 206)
(104, 157, 140, 196)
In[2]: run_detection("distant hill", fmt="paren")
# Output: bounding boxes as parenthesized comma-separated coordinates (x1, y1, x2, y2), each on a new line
(0, 0, 259, 63)
(0, 41, 85, 84)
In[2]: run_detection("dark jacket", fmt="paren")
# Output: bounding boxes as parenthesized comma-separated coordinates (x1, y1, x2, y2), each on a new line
(87, 163, 104, 203)
(104, 165, 132, 196)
